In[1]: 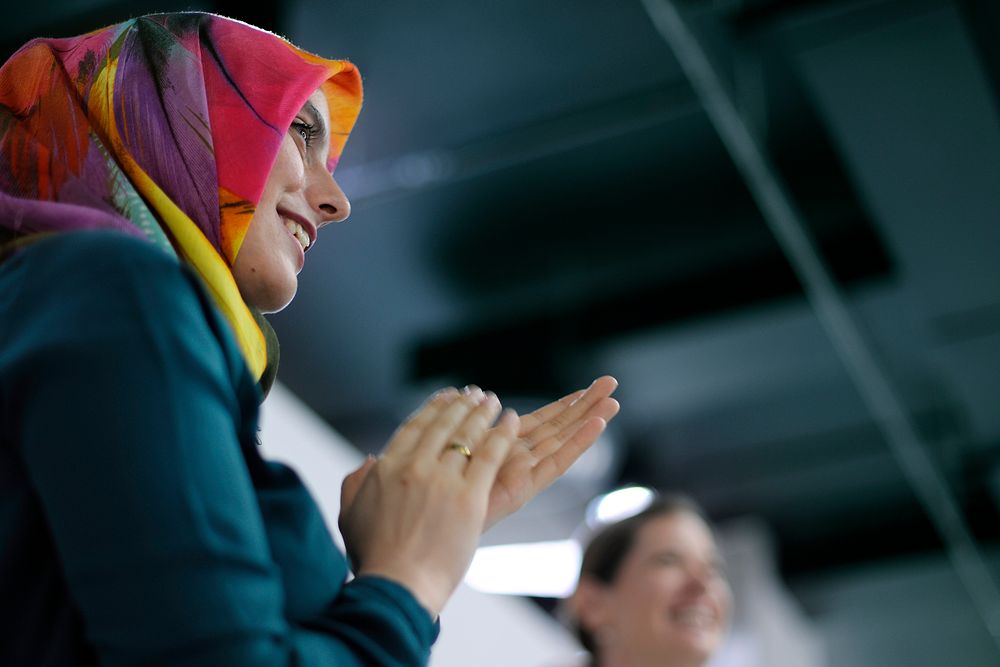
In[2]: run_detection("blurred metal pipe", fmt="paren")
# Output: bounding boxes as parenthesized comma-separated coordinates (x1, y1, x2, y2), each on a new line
(640, 0, 1000, 649)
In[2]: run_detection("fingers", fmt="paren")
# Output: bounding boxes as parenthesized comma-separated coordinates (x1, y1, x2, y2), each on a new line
(440, 391, 501, 469)
(529, 396, 619, 460)
(532, 413, 608, 463)
(411, 387, 490, 463)
(518, 389, 585, 436)
(388, 387, 461, 457)
(524, 391, 619, 493)
(523, 376, 618, 447)
(466, 409, 519, 489)
(530, 416, 608, 489)
(582, 396, 621, 427)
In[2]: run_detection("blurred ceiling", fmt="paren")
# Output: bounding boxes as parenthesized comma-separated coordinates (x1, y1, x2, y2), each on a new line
(7, 0, 1000, 598)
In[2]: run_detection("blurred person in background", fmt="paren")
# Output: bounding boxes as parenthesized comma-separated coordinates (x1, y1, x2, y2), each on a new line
(566, 496, 731, 667)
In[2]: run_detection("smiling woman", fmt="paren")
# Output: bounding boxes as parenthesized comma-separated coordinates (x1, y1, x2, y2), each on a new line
(567, 495, 732, 667)
(233, 88, 351, 313)
(0, 11, 620, 666)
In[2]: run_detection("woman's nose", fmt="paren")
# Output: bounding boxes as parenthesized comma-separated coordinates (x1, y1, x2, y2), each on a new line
(309, 170, 351, 226)
(684, 562, 713, 592)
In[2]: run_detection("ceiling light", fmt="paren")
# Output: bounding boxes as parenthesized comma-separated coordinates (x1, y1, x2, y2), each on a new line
(586, 485, 656, 528)
(464, 539, 582, 598)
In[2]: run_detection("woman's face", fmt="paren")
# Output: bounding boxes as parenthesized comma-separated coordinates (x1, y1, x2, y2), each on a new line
(232, 88, 351, 313)
(585, 512, 732, 666)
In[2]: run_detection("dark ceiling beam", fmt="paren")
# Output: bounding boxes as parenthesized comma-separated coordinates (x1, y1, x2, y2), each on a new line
(412, 222, 890, 394)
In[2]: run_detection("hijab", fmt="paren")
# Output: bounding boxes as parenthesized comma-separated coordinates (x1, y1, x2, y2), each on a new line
(0, 12, 363, 386)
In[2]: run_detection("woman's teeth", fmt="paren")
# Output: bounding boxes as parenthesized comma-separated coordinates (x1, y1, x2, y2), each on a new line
(284, 219, 310, 249)
(672, 606, 716, 629)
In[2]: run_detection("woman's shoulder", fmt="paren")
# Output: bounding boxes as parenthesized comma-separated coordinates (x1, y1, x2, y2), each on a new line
(0, 230, 216, 346)
(3, 229, 179, 280)
(0, 229, 253, 399)
(1, 230, 201, 308)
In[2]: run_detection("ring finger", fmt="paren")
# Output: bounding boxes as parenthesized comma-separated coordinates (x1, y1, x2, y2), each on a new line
(440, 391, 501, 469)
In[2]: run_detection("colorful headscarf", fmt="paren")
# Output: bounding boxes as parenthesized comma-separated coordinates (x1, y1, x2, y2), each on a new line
(0, 12, 363, 383)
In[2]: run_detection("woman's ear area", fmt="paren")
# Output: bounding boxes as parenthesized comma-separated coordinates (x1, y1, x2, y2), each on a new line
(570, 575, 613, 634)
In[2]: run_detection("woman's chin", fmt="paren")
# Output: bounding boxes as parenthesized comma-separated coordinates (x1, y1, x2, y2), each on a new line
(670, 632, 721, 664)
(258, 291, 296, 314)
(244, 278, 298, 314)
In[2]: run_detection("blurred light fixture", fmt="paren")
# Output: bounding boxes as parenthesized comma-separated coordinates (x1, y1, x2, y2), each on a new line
(585, 485, 656, 528)
(464, 539, 582, 598)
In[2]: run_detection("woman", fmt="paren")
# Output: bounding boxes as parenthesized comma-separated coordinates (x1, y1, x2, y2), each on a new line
(567, 496, 731, 667)
(0, 13, 619, 665)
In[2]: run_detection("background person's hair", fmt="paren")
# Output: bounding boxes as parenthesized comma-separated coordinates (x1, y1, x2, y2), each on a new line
(572, 493, 712, 657)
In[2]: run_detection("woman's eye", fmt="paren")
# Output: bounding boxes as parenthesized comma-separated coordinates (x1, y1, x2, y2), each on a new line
(291, 120, 314, 147)
(653, 552, 682, 566)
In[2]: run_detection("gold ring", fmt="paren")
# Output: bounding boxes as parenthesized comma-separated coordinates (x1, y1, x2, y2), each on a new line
(447, 442, 472, 459)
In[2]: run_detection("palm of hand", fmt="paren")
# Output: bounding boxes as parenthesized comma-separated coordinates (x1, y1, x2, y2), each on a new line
(485, 443, 539, 528)
(483, 376, 619, 530)
(340, 377, 620, 542)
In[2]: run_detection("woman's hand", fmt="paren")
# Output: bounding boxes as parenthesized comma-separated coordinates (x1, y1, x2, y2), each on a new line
(340, 377, 621, 543)
(338, 388, 518, 617)
(483, 375, 619, 530)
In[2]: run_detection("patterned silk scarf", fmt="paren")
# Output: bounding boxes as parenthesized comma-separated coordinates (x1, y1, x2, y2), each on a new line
(0, 12, 362, 384)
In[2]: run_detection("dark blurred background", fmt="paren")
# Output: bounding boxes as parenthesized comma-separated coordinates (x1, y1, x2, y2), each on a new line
(7, 0, 1000, 663)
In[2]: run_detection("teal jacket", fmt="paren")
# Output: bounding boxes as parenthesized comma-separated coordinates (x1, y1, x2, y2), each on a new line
(0, 231, 437, 666)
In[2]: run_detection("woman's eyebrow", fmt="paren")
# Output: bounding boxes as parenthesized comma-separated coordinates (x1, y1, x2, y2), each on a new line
(302, 100, 329, 142)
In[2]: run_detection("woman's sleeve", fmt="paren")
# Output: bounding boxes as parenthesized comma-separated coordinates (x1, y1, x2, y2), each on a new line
(3, 233, 435, 666)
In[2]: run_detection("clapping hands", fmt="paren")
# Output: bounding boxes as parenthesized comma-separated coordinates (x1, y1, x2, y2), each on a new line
(484, 375, 619, 529)
(338, 377, 619, 616)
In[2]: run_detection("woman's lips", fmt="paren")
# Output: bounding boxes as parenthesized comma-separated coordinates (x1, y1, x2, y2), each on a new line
(277, 208, 317, 250)
(278, 215, 306, 269)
